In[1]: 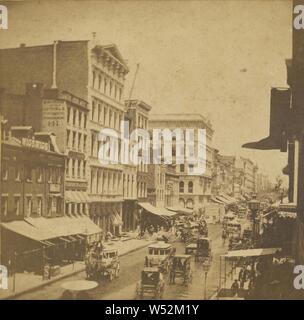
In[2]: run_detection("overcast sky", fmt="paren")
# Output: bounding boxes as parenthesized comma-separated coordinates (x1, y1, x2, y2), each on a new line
(0, 0, 293, 182)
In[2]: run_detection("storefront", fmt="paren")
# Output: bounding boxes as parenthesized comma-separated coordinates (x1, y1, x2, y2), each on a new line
(1, 215, 102, 274)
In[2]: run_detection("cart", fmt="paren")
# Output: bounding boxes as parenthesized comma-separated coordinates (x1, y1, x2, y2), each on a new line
(85, 247, 120, 281)
(169, 254, 192, 285)
(145, 242, 174, 273)
(195, 237, 212, 262)
(135, 267, 165, 299)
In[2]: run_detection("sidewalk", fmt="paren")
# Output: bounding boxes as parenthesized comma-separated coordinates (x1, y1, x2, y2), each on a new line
(0, 236, 154, 300)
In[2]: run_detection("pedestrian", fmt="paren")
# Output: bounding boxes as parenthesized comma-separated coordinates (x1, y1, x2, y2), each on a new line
(222, 229, 227, 245)
(145, 256, 149, 267)
(231, 279, 239, 297)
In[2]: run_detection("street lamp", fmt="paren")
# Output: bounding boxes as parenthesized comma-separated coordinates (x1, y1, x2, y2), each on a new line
(138, 207, 143, 237)
(202, 260, 211, 300)
(248, 194, 260, 242)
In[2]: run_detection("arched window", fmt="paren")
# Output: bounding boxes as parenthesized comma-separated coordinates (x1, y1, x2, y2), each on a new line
(188, 181, 193, 193)
(179, 181, 184, 193)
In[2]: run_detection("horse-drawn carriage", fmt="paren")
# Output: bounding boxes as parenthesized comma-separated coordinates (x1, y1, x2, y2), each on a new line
(145, 242, 175, 273)
(85, 247, 120, 281)
(169, 255, 192, 285)
(135, 267, 165, 299)
(185, 237, 212, 262)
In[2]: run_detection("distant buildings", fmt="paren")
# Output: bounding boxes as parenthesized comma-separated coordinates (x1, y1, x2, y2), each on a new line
(211, 150, 273, 201)
(148, 113, 214, 212)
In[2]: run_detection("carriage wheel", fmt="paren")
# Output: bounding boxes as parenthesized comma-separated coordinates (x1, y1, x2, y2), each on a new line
(154, 286, 161, 299)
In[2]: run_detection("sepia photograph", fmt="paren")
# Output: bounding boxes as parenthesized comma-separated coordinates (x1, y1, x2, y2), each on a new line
(0, 0, 303, 303)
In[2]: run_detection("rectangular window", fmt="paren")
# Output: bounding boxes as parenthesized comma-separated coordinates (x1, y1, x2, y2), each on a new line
(72, 132, 76, 150)
(37, 197, 43, 216)
(48, 168, 52, 183)
(26, 197, 32, 217)
(25, 166, 33, 182)
(14, 197, 20, 216)
(98, 104, 101, 122)
(78, 133, 82, 151)
(66, 129, 70, 148)
(37, 167, 43, 183)
(83, 135, 87, 153)
(77, 160, 81, 178)
(104, 107, 107, 124)
(1, 196, 8, 216)
(51, 197, 57, 214)
(2, 163, 8, 181)
(79, 111, 82, 127)
(72, 159, 75, 178)
(92, 101, 95, 121)
(15, 166, 21, 181)
(67, 107, 71, 123)
(189, 164, 194, 174)
(73, 109, 76, 126)
(84, 114, 87, 129)
(83, 161, 86, 178)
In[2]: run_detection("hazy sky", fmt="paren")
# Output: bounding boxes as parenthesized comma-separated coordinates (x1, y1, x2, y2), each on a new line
(0, 0, 293, 182)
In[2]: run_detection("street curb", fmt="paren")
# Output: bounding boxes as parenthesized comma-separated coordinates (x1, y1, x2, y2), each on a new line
(3, 240, 154, 300)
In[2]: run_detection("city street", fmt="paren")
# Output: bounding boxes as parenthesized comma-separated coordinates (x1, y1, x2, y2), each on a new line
(14, 224, 227, 300)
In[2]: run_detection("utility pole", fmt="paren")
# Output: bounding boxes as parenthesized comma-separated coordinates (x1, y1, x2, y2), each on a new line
(128, 63, 140, 100)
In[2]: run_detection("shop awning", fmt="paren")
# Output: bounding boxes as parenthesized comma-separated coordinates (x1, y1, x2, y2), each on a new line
(1, 216, 101, 242)
(223, 247, 281, 259)
(243, 193, 251, 201)
(1, 220, 51, 241)
(166, 206, 193, 215)
(215, 196, 232, 205)
(211, 197, 225, 204)
(139, 202, 176, 218)
(65, 191, 89, 203)
(221, 194, 238, 204)
(237, 195, 246, 201)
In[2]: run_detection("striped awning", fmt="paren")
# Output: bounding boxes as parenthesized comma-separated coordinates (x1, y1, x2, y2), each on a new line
(65, 191, 89, 203)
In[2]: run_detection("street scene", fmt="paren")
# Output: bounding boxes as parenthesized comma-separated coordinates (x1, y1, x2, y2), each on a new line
(0, 0, 303, 300)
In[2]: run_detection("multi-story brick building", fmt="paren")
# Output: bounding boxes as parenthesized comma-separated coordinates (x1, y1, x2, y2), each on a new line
(0, 125, 101, 273)
(0, 40, 129, 236)
(235, 157, 258, 198)
(211, 149, 236, 197)
(147, 164, 166, 207)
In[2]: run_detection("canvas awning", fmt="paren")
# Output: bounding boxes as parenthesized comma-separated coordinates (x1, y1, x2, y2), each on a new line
(1, 216, 101, 242)
(221, 194, 237, 204)
(139, 202, 176, 218)
(211, 197, 225, 204)
(223, 247, 281, 259)
(166, 206, 193, 215)
(216, 196, 232, 205)
(65, 191, 89, 203)
(237, 195, 246, 201)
